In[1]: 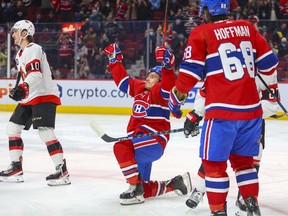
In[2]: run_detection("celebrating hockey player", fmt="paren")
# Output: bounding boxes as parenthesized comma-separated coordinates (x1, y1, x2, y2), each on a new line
(0, 20, 71, 186)
(103, 43, 192, 205)
(185, 72, 281, 214)
(168, 0, 279, 215)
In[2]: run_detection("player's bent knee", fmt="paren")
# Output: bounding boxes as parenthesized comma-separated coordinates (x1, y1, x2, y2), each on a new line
(229, 154, 254, 171)
(202, 159, 227, 177)
(38, 127, 57, 143)
(6, 122, 25, 137)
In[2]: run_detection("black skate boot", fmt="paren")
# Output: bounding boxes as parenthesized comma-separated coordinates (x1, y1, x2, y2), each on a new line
(186, 188, 205, 209)
(167, 172, 192, 196)
(244, 196, 261, 216)
(120, 182, 145, 205)
(46, 159, 71, 186)
(235, 192, 247, 216)
(210, 210, 227, 216)
(0, 161, 23, 183)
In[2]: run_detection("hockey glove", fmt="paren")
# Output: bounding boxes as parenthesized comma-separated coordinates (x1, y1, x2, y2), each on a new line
(9, 83, 29, 101)
(155, 46, 175, 70)
(155, 46, 166, 62)
(168, 87, 186, 119)
(261, 84, 279, 102)
(162, 49, 175, 70)
(184, 110, 203, 138)
(103, 43, 123, 64)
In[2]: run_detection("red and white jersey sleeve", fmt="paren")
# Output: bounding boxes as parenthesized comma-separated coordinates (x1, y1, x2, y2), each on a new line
(16, 43, 60, 106)
(176, 19, 279, 120)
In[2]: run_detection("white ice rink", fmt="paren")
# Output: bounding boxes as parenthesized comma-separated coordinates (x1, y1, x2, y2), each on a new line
(0, 112, 287, 216)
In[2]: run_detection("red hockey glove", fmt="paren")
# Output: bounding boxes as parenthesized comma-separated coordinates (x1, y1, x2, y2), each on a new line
(168, 87, 186, 119)
(155, 46, 175, 70)
(103, 43, 123, 64)
(155, 46, 166, 62)
(184, 110, 203, 138)
(9, 82, 29, 101)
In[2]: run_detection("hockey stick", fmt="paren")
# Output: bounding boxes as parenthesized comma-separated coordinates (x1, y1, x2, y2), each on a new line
(89, 120, 202, 143)
(257, 73, 288, 117)
(162, 0, 169, 45)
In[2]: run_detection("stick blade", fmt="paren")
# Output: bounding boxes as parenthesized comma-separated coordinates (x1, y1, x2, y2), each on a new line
(89, 120, 105, 138)
(89, 120, 118, 142)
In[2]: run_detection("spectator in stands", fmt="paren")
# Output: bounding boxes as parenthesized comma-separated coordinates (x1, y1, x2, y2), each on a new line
(280, 0, 288, 20)
(137, 0, 151, 20)
(278, 37, 288, 58)
(172, 15, 186, 37)
(59, 0, 74, 22)
(57, 31, 74, 73)
(0, 47, 7, 78)
(273, 22, 288, 45)
(8, 0, 27, 22)
(231, 6, 247, 20)
(45, 10, 55, 23)
(101, 1, 113, 18)
(90, 51, 106, 78)
(104, 16, 123, 43)
(257, 0, 269, 28)
(266, 0, 282, 33)
(126, 0, 138, 32)
(0, 0, 11, 23)
(115, 0, 128, 21)
(142, 27, 157, 68)
(0, 26, 6, 47)
(82, 26, 97, 59)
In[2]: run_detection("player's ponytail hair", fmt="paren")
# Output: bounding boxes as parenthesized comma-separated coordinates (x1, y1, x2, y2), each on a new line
(27, 35, 34, 43)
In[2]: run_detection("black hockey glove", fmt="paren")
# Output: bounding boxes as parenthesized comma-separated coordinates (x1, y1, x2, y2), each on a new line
(184, 110, 203, 138)
(9, 83, 29, 101)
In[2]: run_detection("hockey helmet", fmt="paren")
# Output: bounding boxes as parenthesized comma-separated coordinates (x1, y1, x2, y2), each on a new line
(200, 0, 230, 16)
(11, 20, 35, 37)
(148, 66, 162, 79)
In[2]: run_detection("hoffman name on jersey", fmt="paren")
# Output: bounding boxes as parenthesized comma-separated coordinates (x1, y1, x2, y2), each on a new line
(214, 25, 250, 40)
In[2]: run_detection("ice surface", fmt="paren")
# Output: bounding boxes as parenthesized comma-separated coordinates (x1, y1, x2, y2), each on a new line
(0, 112, 287, 216)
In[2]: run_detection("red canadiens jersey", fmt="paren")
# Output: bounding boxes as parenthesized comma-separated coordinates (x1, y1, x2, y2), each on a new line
(176, 19, 279, 120)
(109, 63, 176, 147)
(15, 43, 61, 106)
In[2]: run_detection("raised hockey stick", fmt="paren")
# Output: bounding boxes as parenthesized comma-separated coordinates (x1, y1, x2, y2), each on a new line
(162, 0, 169, 45)
(257, 73, 288, 117)
(89, 120, 202, 143)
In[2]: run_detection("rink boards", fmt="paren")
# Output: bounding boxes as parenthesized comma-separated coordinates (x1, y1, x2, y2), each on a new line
(0, 79, 287, 119)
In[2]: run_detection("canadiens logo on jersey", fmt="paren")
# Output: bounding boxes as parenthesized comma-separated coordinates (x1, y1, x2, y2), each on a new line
(132, 100, 149, 118)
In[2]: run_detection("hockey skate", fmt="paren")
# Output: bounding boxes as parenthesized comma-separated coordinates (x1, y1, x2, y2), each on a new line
(235, 193, 247, 216)
(211, 203, 227, 216)
(186, 188, 205, 209)
(0, 161, 24, 183)
(119, 182, 145, 205)
(46, 159, 71, 186)
(210, 210, 227, 216)
(244, 196, 261, 216)
(168, 172, 192, 196)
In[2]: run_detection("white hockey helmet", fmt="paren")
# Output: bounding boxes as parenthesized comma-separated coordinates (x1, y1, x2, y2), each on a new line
(11, 20, 35, 37)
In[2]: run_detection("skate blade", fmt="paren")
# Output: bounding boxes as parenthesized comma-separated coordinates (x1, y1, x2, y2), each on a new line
(175, 172, 192, 196)
(0, 175, 24, 183)
(120, 195, 145, 205)
(47, 176, 71, 186)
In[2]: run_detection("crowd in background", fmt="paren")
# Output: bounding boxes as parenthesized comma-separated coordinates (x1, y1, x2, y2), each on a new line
(1, 0, 288, 81)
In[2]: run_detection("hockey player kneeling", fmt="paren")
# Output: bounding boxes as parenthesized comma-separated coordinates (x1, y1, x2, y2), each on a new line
(103, 43, 192, 205)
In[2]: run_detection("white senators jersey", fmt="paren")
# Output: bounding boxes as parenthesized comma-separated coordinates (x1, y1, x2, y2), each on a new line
(15, 43, 61, 106)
